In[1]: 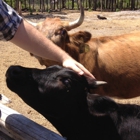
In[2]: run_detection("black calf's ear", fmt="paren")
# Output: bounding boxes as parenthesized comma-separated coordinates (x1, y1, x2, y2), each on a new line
(88, 80, 107, 89)
(87, 94, 118, 116)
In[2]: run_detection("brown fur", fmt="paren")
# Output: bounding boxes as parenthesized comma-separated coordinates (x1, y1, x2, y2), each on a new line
(82, 32, 140, 98)
(31, 18, 140, 98)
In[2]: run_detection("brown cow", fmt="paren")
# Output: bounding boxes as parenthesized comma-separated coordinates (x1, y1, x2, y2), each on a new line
(26, 0, 85, 66)
(26, 3, 140, 99)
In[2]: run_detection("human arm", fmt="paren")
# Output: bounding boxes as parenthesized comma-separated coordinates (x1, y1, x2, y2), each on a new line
(10, 20, 95, 80)
(0, 0, 95, 80)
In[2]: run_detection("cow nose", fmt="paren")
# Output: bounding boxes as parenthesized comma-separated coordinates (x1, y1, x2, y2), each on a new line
(6, 66, 23, 78)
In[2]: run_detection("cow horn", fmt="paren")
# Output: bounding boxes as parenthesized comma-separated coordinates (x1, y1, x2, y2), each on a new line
(89, 80, 107, 89)
(95, 81, 107, 86)
(66, 0, 84, 31)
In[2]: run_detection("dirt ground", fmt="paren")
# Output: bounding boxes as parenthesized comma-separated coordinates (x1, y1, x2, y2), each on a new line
(1, 10, 140, 135)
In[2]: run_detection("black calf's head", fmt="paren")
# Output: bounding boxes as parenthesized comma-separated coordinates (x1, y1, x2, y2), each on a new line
(87, 94, 118, 116)
(6, 65, 105, 118)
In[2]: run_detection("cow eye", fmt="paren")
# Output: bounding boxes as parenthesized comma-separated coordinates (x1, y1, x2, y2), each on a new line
(64, 79, 69, 85)
(61, 78, 71, 87)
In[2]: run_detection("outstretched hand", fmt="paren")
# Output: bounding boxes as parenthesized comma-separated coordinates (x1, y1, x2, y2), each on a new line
(62, 58, 96, 83)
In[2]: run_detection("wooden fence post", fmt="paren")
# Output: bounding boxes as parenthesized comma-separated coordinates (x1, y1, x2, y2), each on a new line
(0, 103, 66, 140)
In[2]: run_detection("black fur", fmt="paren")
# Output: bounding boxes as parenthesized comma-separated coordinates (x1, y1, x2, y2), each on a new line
(6, 65, 122, 140)
(87, 94, 140, 140)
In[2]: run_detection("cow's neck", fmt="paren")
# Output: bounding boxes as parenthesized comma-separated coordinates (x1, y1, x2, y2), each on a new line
(45, 110, 121, 140)
(42, 93, 91, 140)
(45, 108, 94, 140)
(79, 40, 98, 74)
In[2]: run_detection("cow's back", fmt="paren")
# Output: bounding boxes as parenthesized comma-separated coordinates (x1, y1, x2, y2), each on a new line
(80, 32, 140, 98)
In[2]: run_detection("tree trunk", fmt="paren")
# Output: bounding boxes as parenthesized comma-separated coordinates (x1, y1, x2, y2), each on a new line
(100, 0, 102, 11)
(93, 0, 97, 10)
(131, 0, 135, 10)
(15, 0, 22, 15)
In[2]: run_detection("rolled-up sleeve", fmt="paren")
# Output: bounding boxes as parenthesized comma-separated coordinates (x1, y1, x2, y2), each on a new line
(0, 0, 22, 41)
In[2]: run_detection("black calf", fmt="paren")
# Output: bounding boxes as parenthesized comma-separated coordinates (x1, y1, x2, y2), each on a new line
(87, 94, 140, 140)
(6, 65, 122, 140)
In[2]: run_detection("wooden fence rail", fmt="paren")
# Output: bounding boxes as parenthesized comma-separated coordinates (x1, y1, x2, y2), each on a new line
(0, 103, 66, 140)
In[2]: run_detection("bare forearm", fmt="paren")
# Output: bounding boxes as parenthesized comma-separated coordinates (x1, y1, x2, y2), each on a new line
(10, 20, 70, 63)
(1, 0, 94, 81)
(10, 19, 95, 80)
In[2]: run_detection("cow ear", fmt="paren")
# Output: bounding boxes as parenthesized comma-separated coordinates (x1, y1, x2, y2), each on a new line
(88, 80, 107, 89)
(77, 31, 91, 53)
(87, 94, 118, 116)
(70, 31, 92, 53)
(72, 31, 91, 42)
